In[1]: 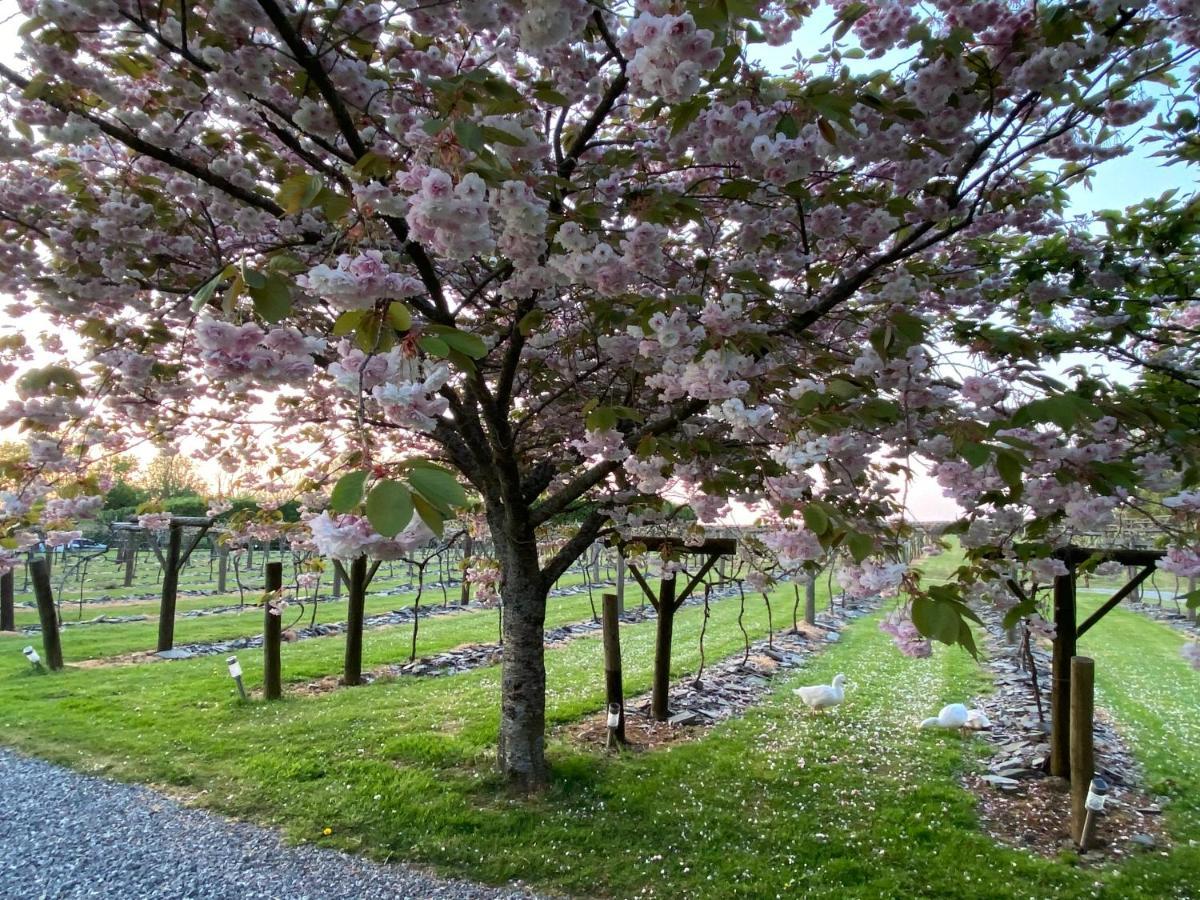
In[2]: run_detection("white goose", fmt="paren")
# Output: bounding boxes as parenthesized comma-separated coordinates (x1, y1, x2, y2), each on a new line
(920, 703, 969, 730)
(794, 674, 846, 713)
(919, 703, 992, 732)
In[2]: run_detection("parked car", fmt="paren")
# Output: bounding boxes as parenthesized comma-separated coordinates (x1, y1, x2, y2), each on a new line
(67, 539, 108, 551)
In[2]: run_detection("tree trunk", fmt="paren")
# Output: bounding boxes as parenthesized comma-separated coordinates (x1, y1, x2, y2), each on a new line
(343, 555, 368, 686)
(492, 520, 549, 790)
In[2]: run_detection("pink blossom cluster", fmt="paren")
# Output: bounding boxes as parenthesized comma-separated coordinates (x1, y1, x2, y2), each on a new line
(1026, 557, 1068, 583)
(762, 528, 823, 568)
(265, 589, 289, 617)
(513, 0, 591, 55)
(1160, 547, 1200, 578)
(0, 549, 21, 577)
(879, 609, 933, 658)
(834, 0, 919, 55)
(572, 428, 629, 462)
(1026, 613, 1057, 641)
(307, 511, 379, 559)
(840, 560, 907, 599)
(548, 224, 629, 297)
(371, 363, 451, 433)
(369, 519, 436, 560)
(298, 250, 424, 311)
(405, 170, 493, 261)
(45, 529, 82, 548)
(494, 180, 547, 270)
(1163, 490, 1200, 513)
(137, 512, 172, 531)
(195, 319, 322, 391)
(0, 396, 85, 430)
(42, 495, 102, 521)
(466, 556, 502, 603)
(624, 12, 723, 103)
(623, 455, 669, 493)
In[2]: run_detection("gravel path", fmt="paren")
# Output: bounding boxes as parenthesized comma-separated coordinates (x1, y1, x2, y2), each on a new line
(0, 750, 541, 900)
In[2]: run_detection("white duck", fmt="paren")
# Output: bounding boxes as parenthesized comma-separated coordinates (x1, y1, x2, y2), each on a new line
(794, 674, 846, 712)
(919, 703, 992, 732)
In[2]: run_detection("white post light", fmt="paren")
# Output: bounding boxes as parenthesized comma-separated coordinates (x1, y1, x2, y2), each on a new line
(22, 645, 43, 671)
(227, 654, 247, 700)
(1085, 777, 1109, 811)
(1080, 776, 1109, 850)
(606, 703, 622, 729)
(605, 702, 622, 750)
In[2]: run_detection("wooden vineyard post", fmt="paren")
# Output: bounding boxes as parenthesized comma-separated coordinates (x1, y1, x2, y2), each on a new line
(1, 569, 13, 632)
(615, 554, 626, 614)
(124, 531, 137, 587)
(1070, 656, 1096, 846)
(1050, 567, 1078, 778)
(804, 572, 817, 626)
(461, 535, 473, 606)
(343, 555, 368, 685)
(156, 523, 184, 652)
(217, 547, 229, 594)
(263, 562, 283, 701)
(651, 575, 677, 722)
(29, 558, 63, 670)
(332, 561, 342, 599)
(601, 593, 626, 744)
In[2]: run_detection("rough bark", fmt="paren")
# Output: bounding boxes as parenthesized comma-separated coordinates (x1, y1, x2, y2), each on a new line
(491, 513, 549, 790)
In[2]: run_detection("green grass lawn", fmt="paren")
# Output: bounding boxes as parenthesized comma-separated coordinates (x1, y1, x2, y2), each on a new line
(1, 556, 1197, 898)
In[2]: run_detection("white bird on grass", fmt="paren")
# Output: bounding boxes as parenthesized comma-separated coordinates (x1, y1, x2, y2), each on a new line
(919, 703, 991, 732)
(794, 674, 846, 712)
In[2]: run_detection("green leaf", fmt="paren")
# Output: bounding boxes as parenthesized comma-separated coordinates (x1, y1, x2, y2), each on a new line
(586, 407, 618, 431)
(846, 532, 873, 564)
(365, 479, 414, 537)
(249, 273, 291, 323)
(518, 308, 545, 336)
(419, 335, 450, 357)
(315, 187, 352, 221)
(278, 173, 323, 214)
(480, 125, 527, 147)
(329, 470, 368, 514)
(454, 120, 485, 152)
(408, 463, 469, 513)
(190, 266, 233, 312)
(802, 503, 830, 536)
(439, 329, 487, 359)
(911, 595, 960, 645)
(1185, 588, 1200, 611)
(387, 302, 412, 332)
(995, 450, 1024, 490)
(333, 310, 367, 336)
(412, 493, 445, 537)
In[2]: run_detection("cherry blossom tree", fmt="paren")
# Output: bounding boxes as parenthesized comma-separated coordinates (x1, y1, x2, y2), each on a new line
(2, 0, 1200, 787)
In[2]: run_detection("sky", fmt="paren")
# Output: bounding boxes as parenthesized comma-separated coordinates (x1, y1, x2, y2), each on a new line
(0, 5, 1192, 521)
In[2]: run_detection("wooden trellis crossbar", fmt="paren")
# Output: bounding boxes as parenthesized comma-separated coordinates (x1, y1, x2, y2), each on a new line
(1076, 563, 1156, 638)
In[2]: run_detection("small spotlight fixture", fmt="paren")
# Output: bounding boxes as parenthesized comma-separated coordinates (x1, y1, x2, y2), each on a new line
(22, 645, 43, 672)
(227, 654, 247, 701)
(605, 702, 622, 750)
(1079, 776, 1109, 850)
